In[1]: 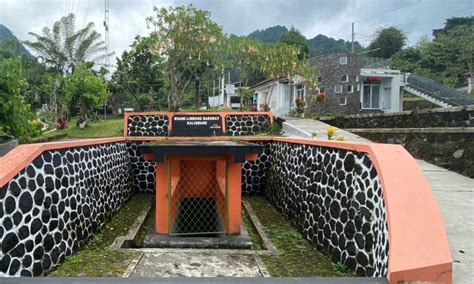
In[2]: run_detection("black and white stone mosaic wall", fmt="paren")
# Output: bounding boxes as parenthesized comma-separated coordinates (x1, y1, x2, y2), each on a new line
(241, 142, 271, 194)
(225, 115, 271, 136)
(265, 142, 389, 277)
(127, 115, 169, 136)
(0, 143, 131, 276)
(127, 141, 156, 194)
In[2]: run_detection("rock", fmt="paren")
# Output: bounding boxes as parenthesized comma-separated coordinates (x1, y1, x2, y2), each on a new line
(453, 149, 464, 159)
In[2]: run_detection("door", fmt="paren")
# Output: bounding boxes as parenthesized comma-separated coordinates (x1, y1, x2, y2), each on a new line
(362, 82, 380, 109)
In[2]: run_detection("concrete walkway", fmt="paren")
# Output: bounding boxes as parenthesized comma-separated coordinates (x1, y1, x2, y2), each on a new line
(129, 252, 264, 277)
(282, 117, 474, 283)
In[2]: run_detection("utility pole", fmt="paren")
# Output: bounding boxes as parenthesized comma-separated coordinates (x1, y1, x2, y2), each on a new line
(351, 22, 355, 53)
(103, 0, 110, 119)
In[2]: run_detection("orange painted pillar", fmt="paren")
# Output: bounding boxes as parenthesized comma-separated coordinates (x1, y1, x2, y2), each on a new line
(227, 161, 242, 234)
(155, 162, 168, 234)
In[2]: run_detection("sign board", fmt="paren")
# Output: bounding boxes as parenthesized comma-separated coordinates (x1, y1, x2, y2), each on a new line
(226, 84, 235, 95)
(171, 115, 223, 136)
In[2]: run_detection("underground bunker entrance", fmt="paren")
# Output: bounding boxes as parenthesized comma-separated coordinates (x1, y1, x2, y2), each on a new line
(171, 197, 224, 237)
(168, 159, 228, 236)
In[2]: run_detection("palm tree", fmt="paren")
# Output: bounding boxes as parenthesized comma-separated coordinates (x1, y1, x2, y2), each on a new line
(24, 13, 113, 75)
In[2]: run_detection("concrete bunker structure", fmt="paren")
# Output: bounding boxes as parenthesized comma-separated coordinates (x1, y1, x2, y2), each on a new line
(0, 111, 452, 283)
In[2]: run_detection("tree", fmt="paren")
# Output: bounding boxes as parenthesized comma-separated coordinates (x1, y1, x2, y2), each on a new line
(24, 13, 112, 75)
(367, 27, 406, 58)
(279, 27, 309, 60)
(64, 63, 110, 126)
(226, 37, 317, 109)
(111, 36, 164, 110)
(425, 25, 473, 87)
(147, 5, 225, 111)
(391, 17, 473, 87)
(0, 58, 40, 142)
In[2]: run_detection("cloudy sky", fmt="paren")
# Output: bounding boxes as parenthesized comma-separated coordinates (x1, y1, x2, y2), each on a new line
(0, 0, 472, 65)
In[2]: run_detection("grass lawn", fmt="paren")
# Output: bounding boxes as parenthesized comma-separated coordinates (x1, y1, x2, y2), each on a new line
(246, 196, 351, 277)
(34, 117, 123, 142)
(48, 195, 153, 277)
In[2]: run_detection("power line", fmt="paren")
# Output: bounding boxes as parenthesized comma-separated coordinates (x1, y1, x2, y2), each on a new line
(82, 0, 93, 28)
(353, 0, 422, 23)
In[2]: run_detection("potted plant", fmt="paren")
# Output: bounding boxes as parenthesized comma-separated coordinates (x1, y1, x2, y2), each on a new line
(0, 134, 18, 157)
(295, 98, 306, 118)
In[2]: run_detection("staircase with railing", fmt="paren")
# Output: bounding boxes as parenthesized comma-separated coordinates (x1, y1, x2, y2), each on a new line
(403, 73, 474, 107)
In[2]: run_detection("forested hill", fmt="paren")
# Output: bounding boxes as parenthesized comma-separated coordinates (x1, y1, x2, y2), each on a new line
(0, 24, 32, 57)
(247, 25, 364, 57)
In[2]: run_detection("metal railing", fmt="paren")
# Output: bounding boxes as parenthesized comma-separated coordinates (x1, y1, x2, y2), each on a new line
(362, 57, 392, 69)
(406, 73, 474, 106)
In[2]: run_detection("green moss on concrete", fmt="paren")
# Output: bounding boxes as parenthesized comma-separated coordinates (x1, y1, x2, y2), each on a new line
(133, 205, 155, 247)
(49, 195, 153, 277)
(241, 207, 264, 250)
(246, 196, 351, 277)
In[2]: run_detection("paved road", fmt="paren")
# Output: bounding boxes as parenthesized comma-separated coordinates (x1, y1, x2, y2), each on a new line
(282, 117, 474, 283)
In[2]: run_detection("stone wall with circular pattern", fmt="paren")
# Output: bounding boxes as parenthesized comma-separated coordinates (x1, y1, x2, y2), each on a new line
(225, 115, 271, 136)
(0, 142, 131, 276)
(127, 115, 169, 136)
(127, 141, 156, 194)
(241, 141, 271, 194)
(265, 141, 389, 277)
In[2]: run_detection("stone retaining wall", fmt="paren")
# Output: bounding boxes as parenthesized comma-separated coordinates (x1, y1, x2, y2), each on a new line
(321, 105, 474, 128)
(0, 142, 131, 276)
(355, 130, 474, 178)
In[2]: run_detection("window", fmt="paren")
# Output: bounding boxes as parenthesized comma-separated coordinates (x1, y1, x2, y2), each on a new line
(341, 74, 348, 82)
(356, 84, 360, 91)
(339, 56, 347, 65)
(296, 84, 305, 100)
(317, 76, 322, 83)
(347, 85, 353, 93)
(335, 84, 343, 93)
(319, 86, 325, 93)
(339, 97, 347, 105)
(355, 75, 359, 82)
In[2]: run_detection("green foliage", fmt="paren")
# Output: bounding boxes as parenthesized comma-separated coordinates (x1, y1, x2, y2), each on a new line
(307, 34, 363, 57)
(266, 122, 282, 136)
(279, 27, 309, 60)
(247, 25, 363, 57)
(49, 195, 152, 276)
(64, 63, 110, 125)
(24, 13, 111, 75)
(111, 36, 164, 111)
(247, 25, 288, 42)
(0, 58, 40, 142)
(391, 16, 473, 87)
(295, 98, 306, 113)
(247, 196, 351, 277)
(367, 26, 406, 58)
(148, 4, 225, 111)
(0, 24, 32, 57)
(334, 262, 349, 274)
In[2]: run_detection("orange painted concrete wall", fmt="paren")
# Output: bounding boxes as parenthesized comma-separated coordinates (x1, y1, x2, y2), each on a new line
(0, 136, 452, 282)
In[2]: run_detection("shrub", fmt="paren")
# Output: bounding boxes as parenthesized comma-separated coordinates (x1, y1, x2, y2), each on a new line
(0, 58, 40, 142)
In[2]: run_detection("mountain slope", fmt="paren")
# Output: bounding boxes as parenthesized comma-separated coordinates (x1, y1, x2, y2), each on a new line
(247, 25, 365, 57)
(0, 24, 31, 57)
(248, 25, 288, 42)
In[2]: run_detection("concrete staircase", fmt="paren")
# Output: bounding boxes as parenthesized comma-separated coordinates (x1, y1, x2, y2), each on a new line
(403, 73, 474, 107)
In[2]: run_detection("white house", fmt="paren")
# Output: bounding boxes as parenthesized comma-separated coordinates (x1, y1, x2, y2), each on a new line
(252, 77, 307, 117)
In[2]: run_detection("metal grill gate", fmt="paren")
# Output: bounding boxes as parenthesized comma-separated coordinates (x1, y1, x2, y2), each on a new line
(168, 158, 228, 235)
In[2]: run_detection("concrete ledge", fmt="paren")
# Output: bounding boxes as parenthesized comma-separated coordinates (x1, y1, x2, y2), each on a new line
(347, 127, 474, 133)
(319, 105, 474, 120)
